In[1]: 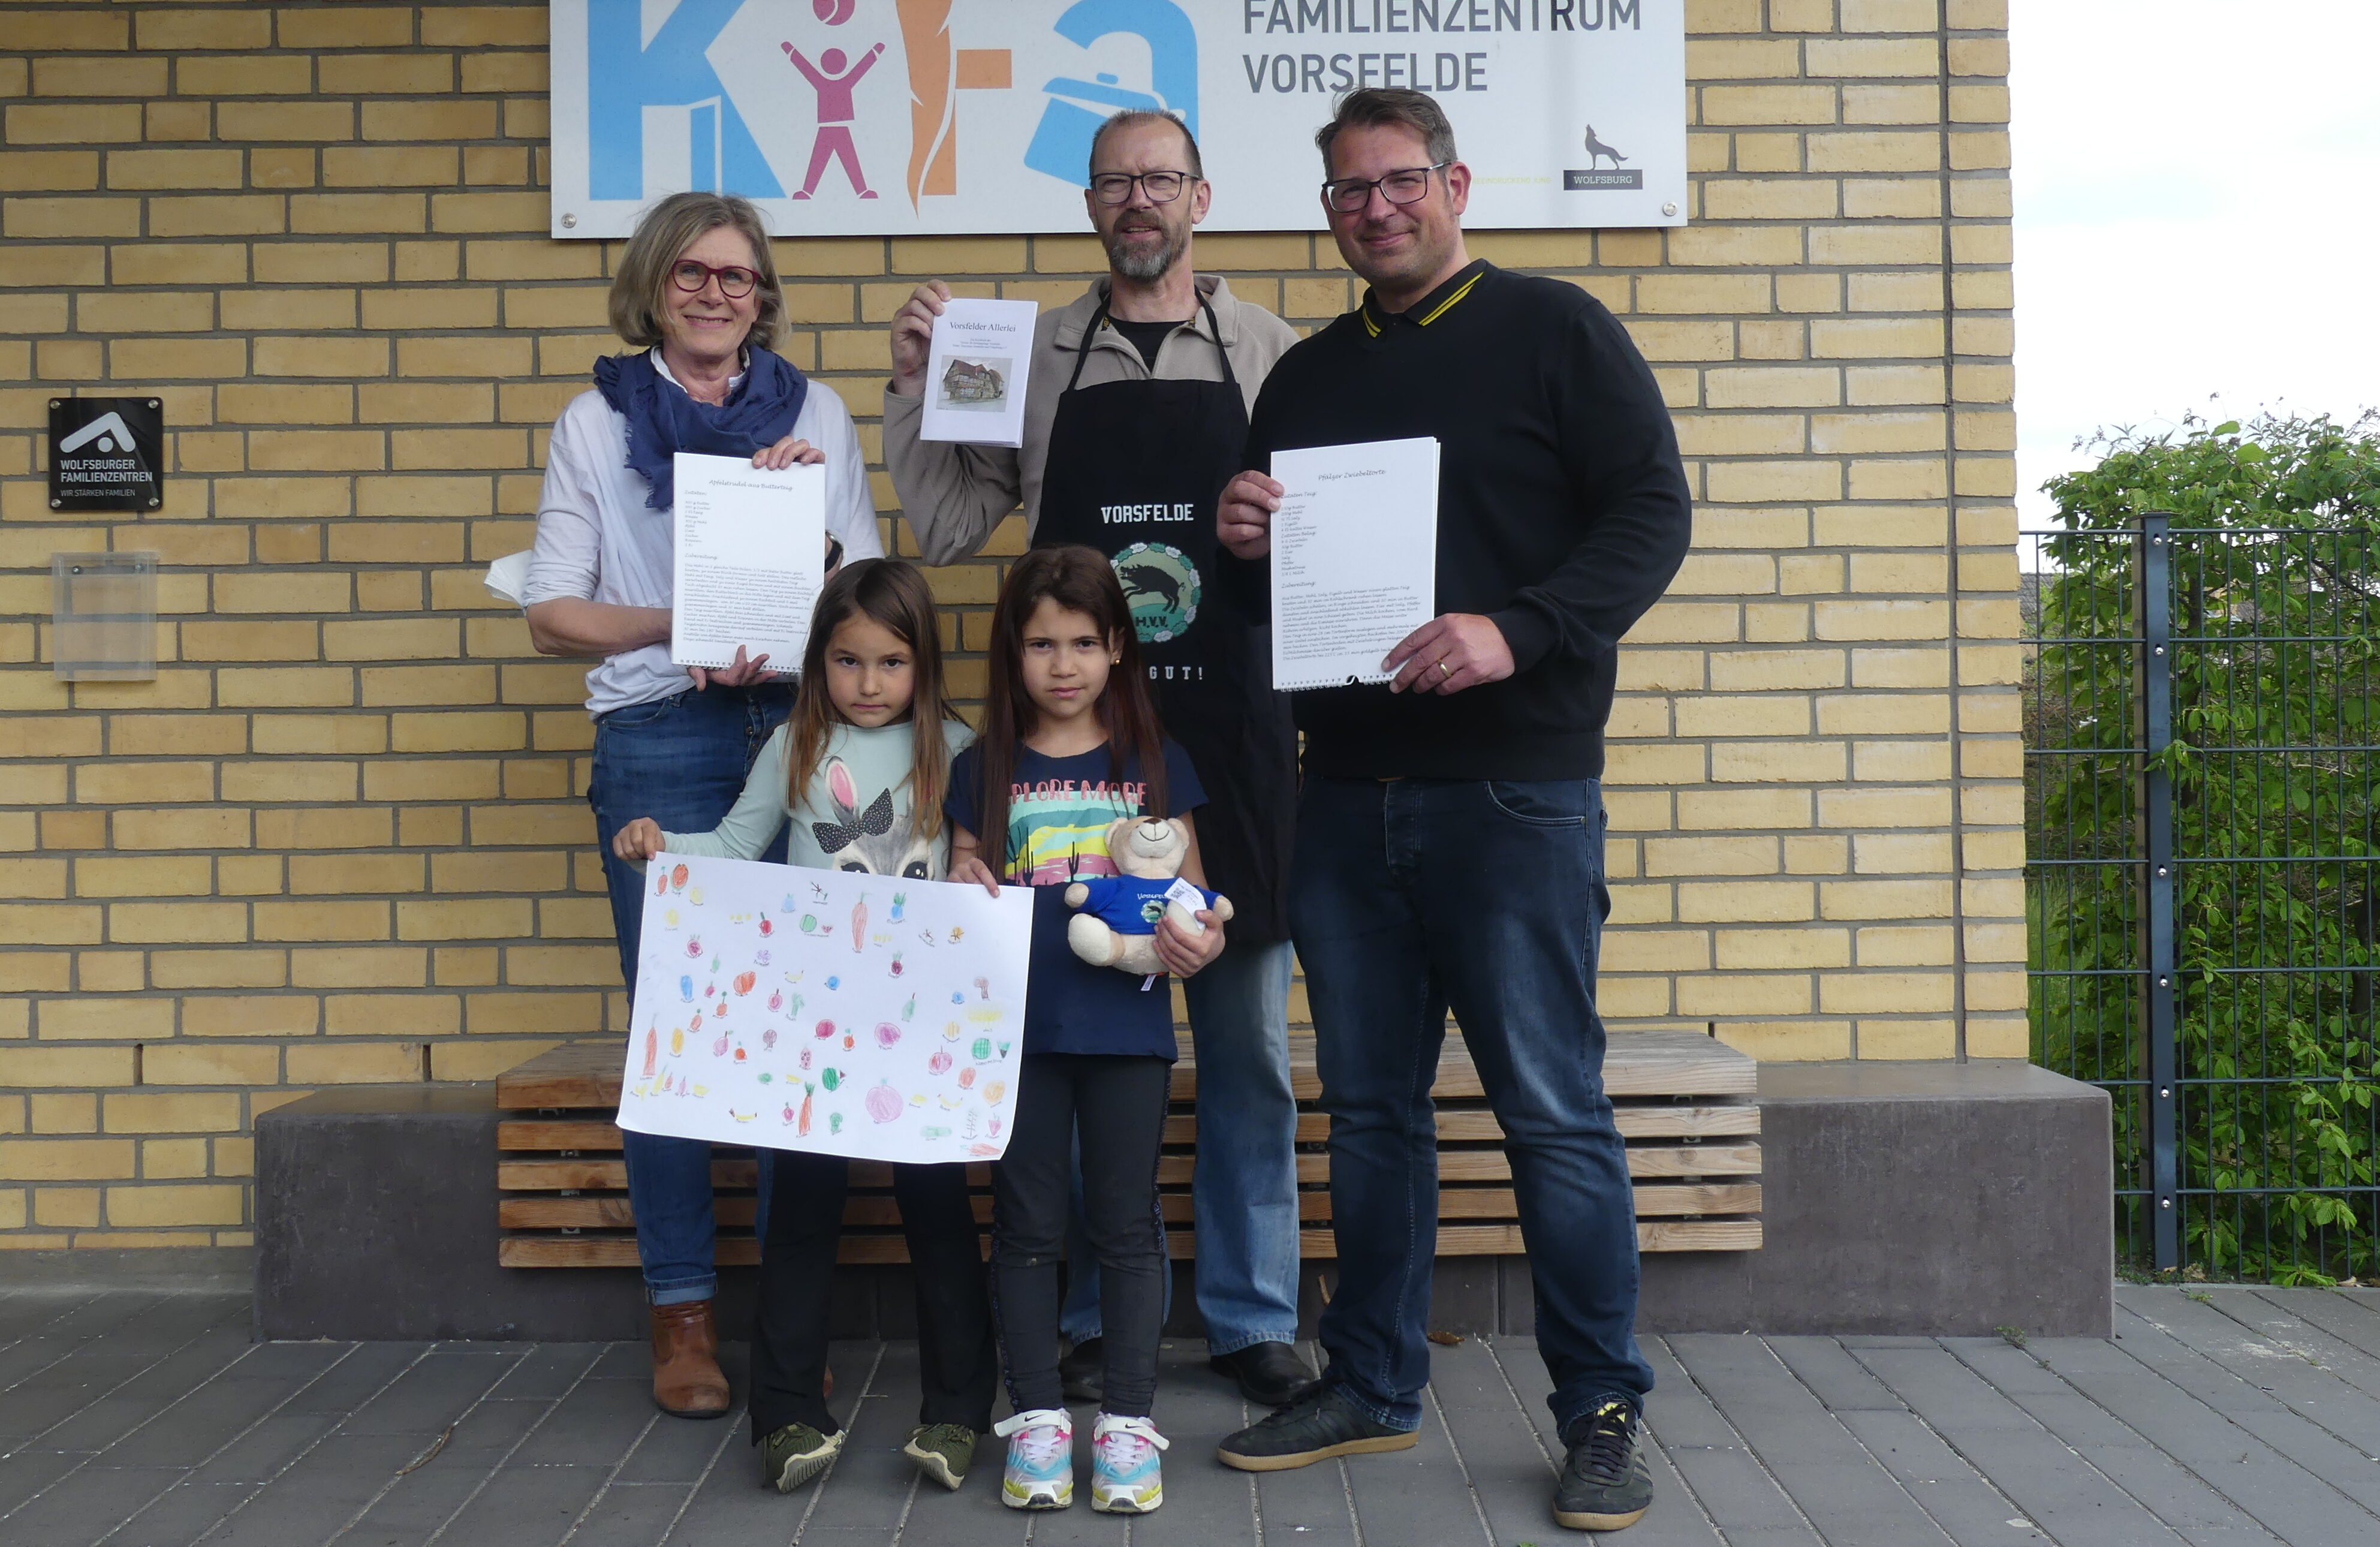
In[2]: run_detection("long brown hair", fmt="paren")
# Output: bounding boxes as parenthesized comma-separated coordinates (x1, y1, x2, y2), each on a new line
(786, 558, 960, 840)
(974, 546, 1168, 879)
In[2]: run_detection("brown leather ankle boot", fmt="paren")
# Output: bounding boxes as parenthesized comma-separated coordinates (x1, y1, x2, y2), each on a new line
(649, 1300, 730, 1419)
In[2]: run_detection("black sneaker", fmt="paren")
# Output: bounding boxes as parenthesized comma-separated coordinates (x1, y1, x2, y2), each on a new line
(1209, 1341, 1316, 1407)
(1554, 1395, 1653, 1531)
(1059, 1337, 1103, 1403)
(1215, 1382, 1418, 1472)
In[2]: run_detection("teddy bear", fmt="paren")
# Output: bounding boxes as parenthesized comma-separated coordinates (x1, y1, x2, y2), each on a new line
(1064, 815, 1233, 977)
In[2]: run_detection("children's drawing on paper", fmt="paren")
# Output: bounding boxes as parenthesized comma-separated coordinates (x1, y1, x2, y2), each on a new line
(617, 853, 1034, 1164)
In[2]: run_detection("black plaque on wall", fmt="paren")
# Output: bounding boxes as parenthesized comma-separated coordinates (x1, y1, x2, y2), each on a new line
(49, 397, 164, 512)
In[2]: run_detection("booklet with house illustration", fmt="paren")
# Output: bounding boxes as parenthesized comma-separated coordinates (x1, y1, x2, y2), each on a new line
(920, 299, 1038, 447)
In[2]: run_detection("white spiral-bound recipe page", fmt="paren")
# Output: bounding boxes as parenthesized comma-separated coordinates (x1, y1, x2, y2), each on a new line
(1268, 437, 1439, 691)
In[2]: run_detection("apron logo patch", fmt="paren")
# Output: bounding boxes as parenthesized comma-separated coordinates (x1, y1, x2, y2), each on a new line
(1113, 543, 1201, 645)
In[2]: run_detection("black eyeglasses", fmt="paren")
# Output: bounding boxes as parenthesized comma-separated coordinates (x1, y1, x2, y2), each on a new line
(670, 260, 760, 299)
(1320, 162, 1450, 214)
(1089, 170, 1194, 206)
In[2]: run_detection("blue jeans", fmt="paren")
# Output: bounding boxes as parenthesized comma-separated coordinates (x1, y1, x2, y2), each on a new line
(590, 682, 791, 1305)
(1060, 935, 1301, 1353)
(1294, 776, 1652, 1434)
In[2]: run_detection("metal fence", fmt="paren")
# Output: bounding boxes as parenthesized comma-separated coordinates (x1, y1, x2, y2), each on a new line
(2025, 515, 2380, 1282)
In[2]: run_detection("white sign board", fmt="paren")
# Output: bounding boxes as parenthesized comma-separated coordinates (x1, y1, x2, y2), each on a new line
(550, 0, 1685, 237)
(618, 853, 1036, 1164)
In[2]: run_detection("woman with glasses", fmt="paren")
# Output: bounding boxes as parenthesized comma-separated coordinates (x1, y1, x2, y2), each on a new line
(522, 191, 882, 1422)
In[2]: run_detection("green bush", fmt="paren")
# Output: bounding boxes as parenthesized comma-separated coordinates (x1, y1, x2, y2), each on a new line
(2029, 411, 2380, 1283)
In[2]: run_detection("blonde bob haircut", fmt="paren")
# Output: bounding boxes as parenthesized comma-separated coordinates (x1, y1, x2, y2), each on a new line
(608, 191, 786, 354)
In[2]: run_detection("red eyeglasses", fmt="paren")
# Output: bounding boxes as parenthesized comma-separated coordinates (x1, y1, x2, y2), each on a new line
(668, 260, 760, 299)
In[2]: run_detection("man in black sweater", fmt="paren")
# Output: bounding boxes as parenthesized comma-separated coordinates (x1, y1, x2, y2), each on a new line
(1211, 90, 1691, 1533)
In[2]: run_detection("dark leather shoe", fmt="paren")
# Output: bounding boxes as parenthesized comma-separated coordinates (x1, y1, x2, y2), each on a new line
(1059, 1336, 1103, 1402)
(649, 1300, 730, 1419)
(1209, 1341, 1315, 1407)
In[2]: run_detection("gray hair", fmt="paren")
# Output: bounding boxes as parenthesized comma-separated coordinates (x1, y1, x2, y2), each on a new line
(1315, 88, 1457, 174)
(1089, 109, 1204, 181)
(609, 191, 785, 352)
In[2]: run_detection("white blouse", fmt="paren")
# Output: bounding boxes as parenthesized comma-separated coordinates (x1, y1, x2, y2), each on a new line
(523, 351, 884, 716)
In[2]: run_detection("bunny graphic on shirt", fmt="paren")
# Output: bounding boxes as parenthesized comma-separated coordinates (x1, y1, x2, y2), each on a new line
(811, 756, 939, 879)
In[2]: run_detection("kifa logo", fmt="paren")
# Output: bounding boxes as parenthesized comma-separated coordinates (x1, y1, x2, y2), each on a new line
(58, 412, 137, 456)
(1563, 122, 1642, 191)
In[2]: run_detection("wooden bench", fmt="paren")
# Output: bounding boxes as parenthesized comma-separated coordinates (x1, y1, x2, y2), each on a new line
(495, 1030, 1761, 1269)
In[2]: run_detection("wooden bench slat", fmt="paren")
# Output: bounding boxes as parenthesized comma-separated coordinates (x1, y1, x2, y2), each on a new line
(494, 1031, 1757, 1110)
(507, 1104, 1763, 1155)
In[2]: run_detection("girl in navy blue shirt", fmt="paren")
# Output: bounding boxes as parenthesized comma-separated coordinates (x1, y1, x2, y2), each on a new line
(947, 546, 1225, 1514)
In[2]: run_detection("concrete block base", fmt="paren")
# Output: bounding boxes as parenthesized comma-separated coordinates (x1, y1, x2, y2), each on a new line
(254, 1059, 2111, 1343)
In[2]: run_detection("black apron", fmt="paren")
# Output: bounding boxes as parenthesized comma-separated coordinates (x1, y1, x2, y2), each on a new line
(1034, 299, 1299, 943)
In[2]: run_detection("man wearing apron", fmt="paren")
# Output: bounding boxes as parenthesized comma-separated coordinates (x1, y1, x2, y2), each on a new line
(882, 110, 1311, 1408)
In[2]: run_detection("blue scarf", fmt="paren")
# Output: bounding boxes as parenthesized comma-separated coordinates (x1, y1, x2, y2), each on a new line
(594, 347, 809, 511)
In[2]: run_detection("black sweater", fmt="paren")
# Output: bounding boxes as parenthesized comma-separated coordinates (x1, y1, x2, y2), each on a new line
(1239, 260, 1691, 780)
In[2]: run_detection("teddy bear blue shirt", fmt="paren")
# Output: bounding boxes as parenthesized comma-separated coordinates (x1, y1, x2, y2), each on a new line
(946, 739, 1205, 1060)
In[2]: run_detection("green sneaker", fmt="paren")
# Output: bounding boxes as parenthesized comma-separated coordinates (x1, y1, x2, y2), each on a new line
(903, 1422, 977, 1491)
(760, 1421, 844, 1493)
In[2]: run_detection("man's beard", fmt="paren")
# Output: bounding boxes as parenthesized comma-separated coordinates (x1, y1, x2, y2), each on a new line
(1106, 217, 1186, 282)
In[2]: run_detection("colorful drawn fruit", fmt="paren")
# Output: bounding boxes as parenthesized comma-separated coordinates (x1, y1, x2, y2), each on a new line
(989, 1117, 1002, 1137)
(972, 1037, 992, 1061)
(689, 1007, 703, 1030)
(758, 1072, 772, 1084)
(732, 1046, 747, 1063)
(942, 1021, 960, 1041)
(851, 897, 867, 950)
(983, 1081, 1007, 1106)
(821, 1067, 840, 1091)
(671, 863, 688, 892)
(975, 976, 991, 1000)
(799, 1049, 812, 1070)
(814, 1019, 834, 1039)
(969, 1142, 1001, 1157)
(963, 1109, 979, 1137)
(866, 1082, 902, 1124)
(665, 908, 680, 929)
(874, 1022, 901, 1049)
(767, 989, 782, 1013)
(670, 1027, 685, 1055)
(641, 1028, 658, 1077)
(826, 975, 840, 990)
(678, 975, 693, 1003)
(733, 971, 756, 997)
(800, 913, 818, 932)
(888, 953, 905, 979)
(703, 983, 714, 998)
(829, 1112, 844, 1134)
(921, 1126, 950, 1140)
(890, 892, 907, 922)
(966, 1005, 1002, 1024)
(909, 1094, 926, 1107)
(655, 872, 668, 896)
(685, 937, 703, 958)
(798, 1083, 814, 1136)
(711, 1032, 730, 1057)
(957, 1066, 975, 1089)
(901, 994, 916, 1021)
(754, 949, 770, 967)
(841, 1034, 855, 1051)
(758, 914, 773, 937)
(782, 1102, 796, 1124)
(949, 926, 965, 944)
(761, 1028, 777, 1052)
(938, 1094, 963, 1110)
(787, 994, 803, 1020)
(950, 991, 965, 1006)
(688, 886, 704, 906)
(929, 1048, 952, 1076)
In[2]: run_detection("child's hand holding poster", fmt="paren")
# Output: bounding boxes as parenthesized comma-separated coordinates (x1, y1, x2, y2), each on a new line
(619, 853, 1035, 1163)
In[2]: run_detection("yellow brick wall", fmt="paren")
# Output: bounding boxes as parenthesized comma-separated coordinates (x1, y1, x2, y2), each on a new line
(0, 0, 2021, 1247)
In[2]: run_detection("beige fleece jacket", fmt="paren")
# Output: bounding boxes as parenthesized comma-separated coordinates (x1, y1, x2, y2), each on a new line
(882, 273, 1301, 565)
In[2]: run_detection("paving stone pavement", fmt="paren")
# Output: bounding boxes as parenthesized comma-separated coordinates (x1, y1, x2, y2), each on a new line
(7, 1283, 2380, 1545)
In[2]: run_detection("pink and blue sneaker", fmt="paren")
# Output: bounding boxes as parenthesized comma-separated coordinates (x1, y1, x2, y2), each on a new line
(1089, 1411, 1169, 1513)
(993, 1407, 1073, 1509)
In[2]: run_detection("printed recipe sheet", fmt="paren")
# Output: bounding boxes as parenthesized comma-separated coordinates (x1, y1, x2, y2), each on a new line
(669, 452, 825, 672)
(1269, 437, 1440, 691)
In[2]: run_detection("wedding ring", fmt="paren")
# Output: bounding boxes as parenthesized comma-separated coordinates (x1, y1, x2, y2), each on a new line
(1437, 660, 1452, 678)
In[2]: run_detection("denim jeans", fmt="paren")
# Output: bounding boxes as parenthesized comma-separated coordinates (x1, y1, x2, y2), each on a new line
(589, 682, 791, 1305)
(1293, 776, 1653, 1434)
(1059, 935, 1301, 1353)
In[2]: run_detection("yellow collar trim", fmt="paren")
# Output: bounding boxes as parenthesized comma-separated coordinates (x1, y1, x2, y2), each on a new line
(1358, 268, 1484, 336)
